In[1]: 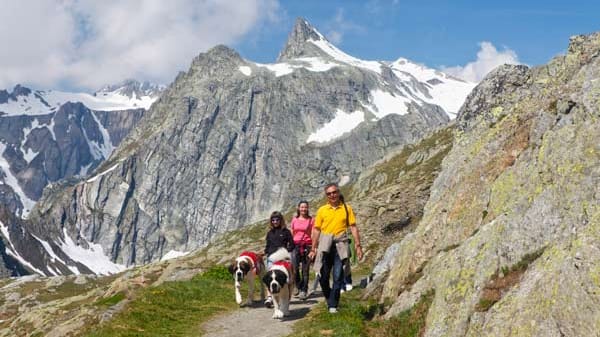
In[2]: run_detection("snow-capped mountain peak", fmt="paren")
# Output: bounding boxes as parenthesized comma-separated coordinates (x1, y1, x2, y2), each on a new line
(388, 58, 476, 115)
(95, 79, 164, 101)
(277, 18, 385, 73)
(269, 18, 476, 124)
(277, 18, 327, 61)
(0, 81, 163, 117)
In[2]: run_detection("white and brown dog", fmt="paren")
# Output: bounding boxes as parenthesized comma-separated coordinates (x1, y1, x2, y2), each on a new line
(228, 251, 265, 306)
(262, 248, 295, 319)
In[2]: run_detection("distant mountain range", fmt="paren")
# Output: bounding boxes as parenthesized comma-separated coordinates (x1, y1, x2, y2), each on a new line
(0, 80, 163, 116)
(0, 80, 163, 218)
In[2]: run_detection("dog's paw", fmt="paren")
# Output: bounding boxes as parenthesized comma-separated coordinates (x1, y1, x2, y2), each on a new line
(272, 310, 284, 319)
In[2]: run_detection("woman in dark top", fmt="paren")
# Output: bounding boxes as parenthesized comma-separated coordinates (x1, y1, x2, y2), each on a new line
(263, 211, 294, 307)
(264, 211, 294, 263)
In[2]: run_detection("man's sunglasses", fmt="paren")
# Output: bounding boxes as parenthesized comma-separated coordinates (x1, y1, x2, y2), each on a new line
(326, 190, 339, 196)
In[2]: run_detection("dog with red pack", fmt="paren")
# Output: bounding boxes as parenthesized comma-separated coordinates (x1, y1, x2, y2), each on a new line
(262, 247, 295, 319)
(228, 251, 266, 306)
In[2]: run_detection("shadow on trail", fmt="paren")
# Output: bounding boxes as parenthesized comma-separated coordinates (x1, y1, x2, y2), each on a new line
(282, 306, 311, 321)
(282, 293, 322, 321)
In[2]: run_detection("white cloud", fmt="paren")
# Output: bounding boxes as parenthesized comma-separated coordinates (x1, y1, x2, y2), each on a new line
(328, 31, 343, 44)
(325, 8, 364, 45)
(0, 0, 281, 91)
(442, 41, 522, 82)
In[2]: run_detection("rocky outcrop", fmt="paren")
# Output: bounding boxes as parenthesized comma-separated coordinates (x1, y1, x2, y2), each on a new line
(375, 32, 600, 336)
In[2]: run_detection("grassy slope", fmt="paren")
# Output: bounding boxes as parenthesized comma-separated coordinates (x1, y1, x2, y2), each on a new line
(287, 288, 434, 337)
(85, 266, 236, 337)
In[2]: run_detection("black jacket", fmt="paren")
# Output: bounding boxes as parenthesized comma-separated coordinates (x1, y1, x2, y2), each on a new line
(265, 227, 295, 256)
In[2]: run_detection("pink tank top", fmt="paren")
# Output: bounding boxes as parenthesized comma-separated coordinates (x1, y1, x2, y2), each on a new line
(291, 217, 313, 245)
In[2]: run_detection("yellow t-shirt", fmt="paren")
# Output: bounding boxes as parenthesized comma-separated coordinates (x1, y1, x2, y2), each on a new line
(314, 203, 356, 236)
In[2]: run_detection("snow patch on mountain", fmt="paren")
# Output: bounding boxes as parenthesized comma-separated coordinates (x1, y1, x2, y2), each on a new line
(255, 57, 337, 77)
(366, 89, 412, 118)
(59, 228, 126, 275)
(390, 58, 476, 116)
(32, 234, 65, 264)
(21, 118, 43, 163)
(307, 109, 365, 143)
(310, 38, 384, 74)
(86, 161, 123, 183)
(82, 111, 114, 160)
(0, 221, 46, 275)
(0, 143, 36, 216)
(161, 250, 190, 261)
(238, 66, 252, 76)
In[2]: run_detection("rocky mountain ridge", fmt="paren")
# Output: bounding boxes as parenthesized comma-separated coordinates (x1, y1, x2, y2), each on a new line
(0, 80, 164, 277)
(369, 31, 600, 336)
(0, 18, 474, 277)
(0, 79, 162, 218)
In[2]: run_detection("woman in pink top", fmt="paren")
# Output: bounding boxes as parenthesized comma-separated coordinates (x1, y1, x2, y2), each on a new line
(290, 200, 313, 300)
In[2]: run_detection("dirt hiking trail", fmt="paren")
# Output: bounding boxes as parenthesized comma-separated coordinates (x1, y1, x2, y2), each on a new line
(201, 292, 324, 337)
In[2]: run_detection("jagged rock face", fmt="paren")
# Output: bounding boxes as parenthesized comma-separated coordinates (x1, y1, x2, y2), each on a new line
(0, 80, 160, 220)
(277, 18, 329, 61)
(0, 100, 145, 217)
(379, 32, 600, 336)
(0, 85, 32, 104)
(0, 82, 157, 276)
(25, 18, 459, 273)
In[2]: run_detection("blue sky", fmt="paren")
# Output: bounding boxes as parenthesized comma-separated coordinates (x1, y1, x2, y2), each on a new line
(237, 0, 600, 67)
(1, 0, 599, 91)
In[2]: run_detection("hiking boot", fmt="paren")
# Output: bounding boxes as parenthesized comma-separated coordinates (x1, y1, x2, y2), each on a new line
(328, 307, 338, 314)
(264, 297, 273, 308)
(299, 291, 307, 300)
(346, 284, 353, 291)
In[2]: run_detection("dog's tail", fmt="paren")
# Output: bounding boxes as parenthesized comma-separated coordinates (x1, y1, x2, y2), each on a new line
(268, 247, 291, 262)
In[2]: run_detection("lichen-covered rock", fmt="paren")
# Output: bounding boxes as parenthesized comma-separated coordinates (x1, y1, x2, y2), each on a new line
(380, 32, 600, 336)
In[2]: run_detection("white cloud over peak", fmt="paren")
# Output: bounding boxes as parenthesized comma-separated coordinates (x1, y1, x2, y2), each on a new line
(442, 41, 522, 83)
(0, 0, 281, 91)
(325, 8, 364, 45)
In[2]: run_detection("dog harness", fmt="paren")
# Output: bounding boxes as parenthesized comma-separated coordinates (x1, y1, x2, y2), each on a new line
(273, 260, 292, 273)
(240, 251, 260, 273)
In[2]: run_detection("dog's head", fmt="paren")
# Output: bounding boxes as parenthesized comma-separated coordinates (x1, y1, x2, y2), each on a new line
(262, 266, 289, 294)
(229, 257, 252, 283)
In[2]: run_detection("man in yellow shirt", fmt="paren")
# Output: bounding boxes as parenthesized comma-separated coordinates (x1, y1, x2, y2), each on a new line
(308, 183, 363, 313)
